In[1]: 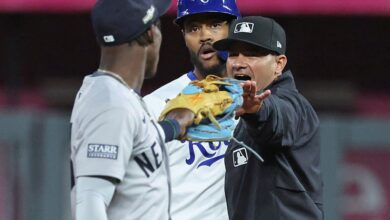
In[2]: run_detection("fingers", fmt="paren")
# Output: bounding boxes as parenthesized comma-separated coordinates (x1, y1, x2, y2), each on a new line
(255, 89, 271, 101)
(242, 81, 270, 100)
(242, 81, 257, 97)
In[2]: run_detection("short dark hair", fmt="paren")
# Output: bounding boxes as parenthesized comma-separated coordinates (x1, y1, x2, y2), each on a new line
(134, 19, 161, 46)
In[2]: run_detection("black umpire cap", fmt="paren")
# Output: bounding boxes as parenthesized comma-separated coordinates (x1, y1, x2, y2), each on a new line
(91, 0, 171, 46)
(214, 16, 286, 55)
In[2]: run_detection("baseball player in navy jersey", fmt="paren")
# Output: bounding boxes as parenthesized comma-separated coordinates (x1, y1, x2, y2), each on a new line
(70, 0, 195, 220)
(144, 1, 240, 219)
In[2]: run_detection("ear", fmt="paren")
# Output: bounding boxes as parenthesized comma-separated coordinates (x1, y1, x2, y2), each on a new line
(275, 55, 287, 77)
(147, 26, 155, 43)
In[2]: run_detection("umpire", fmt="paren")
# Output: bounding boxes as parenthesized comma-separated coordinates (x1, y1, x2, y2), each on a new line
(213, 16, 323, 219)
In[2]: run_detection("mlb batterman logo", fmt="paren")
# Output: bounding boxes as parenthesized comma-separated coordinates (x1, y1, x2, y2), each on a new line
(103, 35, 115, 43)
(233, 147, 248, 167)
(234, 22, 254, 33)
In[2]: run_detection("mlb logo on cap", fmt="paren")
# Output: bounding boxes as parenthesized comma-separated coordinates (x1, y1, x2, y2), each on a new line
(234, 22, 254, 33)
(214, 16, 287, 55)
(103, 35, 115, 43)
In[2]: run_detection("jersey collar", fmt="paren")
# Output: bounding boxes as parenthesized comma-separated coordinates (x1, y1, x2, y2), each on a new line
(186, 70, 198, 81)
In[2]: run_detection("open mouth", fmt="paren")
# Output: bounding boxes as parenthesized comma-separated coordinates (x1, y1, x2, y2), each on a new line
(199, 45, 216, 60)
(234, 74, 252, 81)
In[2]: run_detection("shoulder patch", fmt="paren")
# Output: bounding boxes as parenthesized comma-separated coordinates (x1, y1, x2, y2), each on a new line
(87, 143, 119, 160)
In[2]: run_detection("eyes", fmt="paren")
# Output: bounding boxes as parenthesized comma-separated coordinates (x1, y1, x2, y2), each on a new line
(185, 21, 226, 33)
(188, 26, 200, 33)
(210, 22, 224, 29)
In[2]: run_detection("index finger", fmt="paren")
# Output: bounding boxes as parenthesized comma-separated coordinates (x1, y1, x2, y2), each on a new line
(254, 89, 271, 101)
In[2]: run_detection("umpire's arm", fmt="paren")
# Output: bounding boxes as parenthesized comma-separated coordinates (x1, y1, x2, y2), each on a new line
(241, 92, 318, 149)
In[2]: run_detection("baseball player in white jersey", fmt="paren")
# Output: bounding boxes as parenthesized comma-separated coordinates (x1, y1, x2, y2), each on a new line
(144, 1, 240, 219)
(70, 0, 195, 220)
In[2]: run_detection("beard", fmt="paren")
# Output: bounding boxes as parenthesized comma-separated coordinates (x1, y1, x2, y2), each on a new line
(189, 48, 226, 79)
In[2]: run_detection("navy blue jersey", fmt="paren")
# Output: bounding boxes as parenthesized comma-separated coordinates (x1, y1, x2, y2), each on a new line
(225, 70, 323, 220)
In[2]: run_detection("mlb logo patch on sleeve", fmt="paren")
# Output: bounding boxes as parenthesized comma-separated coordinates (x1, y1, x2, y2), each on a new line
(87, 143, 119, 160)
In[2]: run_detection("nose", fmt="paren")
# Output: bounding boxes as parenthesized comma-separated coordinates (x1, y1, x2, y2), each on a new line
(231, 54, 248, 71)
(199, 26, 212, 43)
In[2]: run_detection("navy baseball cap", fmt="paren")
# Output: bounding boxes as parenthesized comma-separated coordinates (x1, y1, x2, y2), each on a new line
(214, 16, 286, 55)
(91, 0, 171, 46)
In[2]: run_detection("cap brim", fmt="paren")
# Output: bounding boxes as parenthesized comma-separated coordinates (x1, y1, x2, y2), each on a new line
(174, 11, 237, 26)
(214, 38, 279, 54)
(214, 38, 239, 51)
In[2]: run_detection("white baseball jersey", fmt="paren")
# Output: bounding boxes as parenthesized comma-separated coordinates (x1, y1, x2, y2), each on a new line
(70, 72, 170, 220)
(144, 72, 229, 220)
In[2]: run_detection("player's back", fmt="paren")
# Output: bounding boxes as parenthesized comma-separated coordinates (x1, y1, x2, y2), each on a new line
(144, 73, 229, 220)
(71, 73, 170, 220)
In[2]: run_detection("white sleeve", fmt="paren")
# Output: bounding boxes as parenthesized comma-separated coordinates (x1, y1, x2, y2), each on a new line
(143, 94, 167, 120)
(73, 107, 137, 181)
(74, 176, 116, 220)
